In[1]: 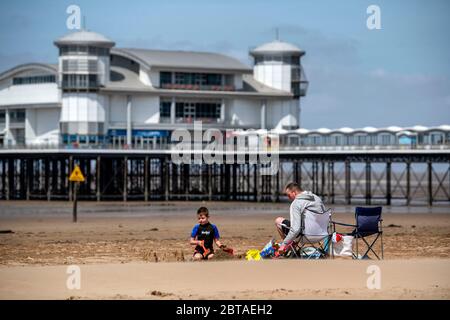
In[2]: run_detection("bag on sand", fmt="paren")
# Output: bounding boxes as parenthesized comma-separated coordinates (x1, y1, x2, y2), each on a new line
(245, 249, 261, 261)
(332, 232, 354, 257)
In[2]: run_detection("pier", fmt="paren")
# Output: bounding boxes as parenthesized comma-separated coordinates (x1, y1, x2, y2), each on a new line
(1, 148, 448, 205)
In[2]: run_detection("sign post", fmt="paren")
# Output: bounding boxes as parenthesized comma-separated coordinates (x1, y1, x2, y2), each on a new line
(69, 165, 85, 223)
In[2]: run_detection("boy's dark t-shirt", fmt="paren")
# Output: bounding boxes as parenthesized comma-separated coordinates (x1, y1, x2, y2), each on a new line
(191, 222, 220, 251)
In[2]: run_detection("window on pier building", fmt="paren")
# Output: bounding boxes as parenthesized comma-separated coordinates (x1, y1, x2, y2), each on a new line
(331, 135, 342, 146)
(355, 135, 366, 146)
(9, 109, 25, 123)
(160, 100, 171, 118)
(62, 74, 98, 89)
(160, 72, 172, 86)
(430, 132, 444, 145)
(59, 45, 110, 56)
(174, 101, 221, 121)
(0, 110, 5, 124)
(160, 71, 227, 90)
(13, 75, 56, 85)
(308, 135, 321, 146)
(380, 134, 392, 145)
(174, 72, 222, 86)
(345, 135, 354, 145)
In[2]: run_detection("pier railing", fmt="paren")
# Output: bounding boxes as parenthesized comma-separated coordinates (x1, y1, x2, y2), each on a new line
(1, 143, 449, 152)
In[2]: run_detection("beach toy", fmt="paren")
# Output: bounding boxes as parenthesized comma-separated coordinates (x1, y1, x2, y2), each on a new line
(260, 239, 276, 258)
(245, 249, 261, 261)
(221, 245, 234, 256)
(198, 240, 210, 258)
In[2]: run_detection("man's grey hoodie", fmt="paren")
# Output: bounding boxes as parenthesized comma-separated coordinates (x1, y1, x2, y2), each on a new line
(282, 191, 329, 245)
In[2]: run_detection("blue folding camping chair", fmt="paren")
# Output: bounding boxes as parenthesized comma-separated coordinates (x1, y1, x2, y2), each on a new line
(331, 207, 384, 260)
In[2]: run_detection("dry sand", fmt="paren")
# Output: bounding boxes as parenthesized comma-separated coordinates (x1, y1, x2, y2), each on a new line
(0, 259, 449, 300)
(0, 201, 449, 299)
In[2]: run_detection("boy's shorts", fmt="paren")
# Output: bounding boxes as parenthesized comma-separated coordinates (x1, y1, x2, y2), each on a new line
(193, 245, 214, 259)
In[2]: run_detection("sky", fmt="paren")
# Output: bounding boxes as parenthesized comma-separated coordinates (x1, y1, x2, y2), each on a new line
(0, 0, 449, 129)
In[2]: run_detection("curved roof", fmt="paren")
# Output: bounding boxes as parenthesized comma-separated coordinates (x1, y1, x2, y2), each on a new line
(250, 40, 304, 56)
(111, 48, 252, 73)
(54, 30, 115, 47)
(386, 126, 403, 132)
(0, 63, 57, 81)
(295, 128, 310, 134)
(438, 124, 450, 131)
(316, 128, 332, 134)
(412, 125, 428, 132)
(286, 125, 450, 135)
(337, 127, 355, 134)
(362, 126, 378, 133)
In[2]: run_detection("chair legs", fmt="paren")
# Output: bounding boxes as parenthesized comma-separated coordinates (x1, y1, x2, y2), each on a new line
(356, 233, 383, 260)
(289, 236, 331, 259)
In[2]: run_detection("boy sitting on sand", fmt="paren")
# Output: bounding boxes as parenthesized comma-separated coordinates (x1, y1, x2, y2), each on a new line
(190, 207, 232, 260)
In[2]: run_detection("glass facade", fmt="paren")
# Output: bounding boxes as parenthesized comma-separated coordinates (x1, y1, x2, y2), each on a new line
(175, 101, 221, 121)
(13, 75, 56, 85)
(160, 101, 171, 118)
(160, 72, 172, 85)
(160, 71, 233, 91)
(254, 55, 300, 65)
(62, 74, 98, 89)
(62, 59, 98, 73)
(9, 109, 25, 123)
(173, 72, 221, 86)
(59, 45, 109, 56)
(159, 100, 221, 122)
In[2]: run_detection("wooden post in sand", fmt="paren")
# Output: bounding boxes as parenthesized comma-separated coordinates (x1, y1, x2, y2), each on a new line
(73, 182, 79, 223)
(69, 165, 85, 223)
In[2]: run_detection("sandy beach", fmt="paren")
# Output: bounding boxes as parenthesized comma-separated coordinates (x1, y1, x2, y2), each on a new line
(0, 201, 449, 299)
(1, 259, 449, 300)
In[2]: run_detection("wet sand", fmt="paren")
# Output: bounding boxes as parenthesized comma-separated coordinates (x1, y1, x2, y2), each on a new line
(0, 201, 449, 299)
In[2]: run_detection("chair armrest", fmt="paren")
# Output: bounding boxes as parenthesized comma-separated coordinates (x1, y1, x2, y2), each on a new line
(331, 221, 357, 228)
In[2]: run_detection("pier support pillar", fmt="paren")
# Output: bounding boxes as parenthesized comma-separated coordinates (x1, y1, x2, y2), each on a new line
(386, 160, 392, 205)
(254, 164, 259, 202)
(45, 158, 50, 201)
(345, 160, 351, 205)
(25, 158, 31, 200)
(406, 160, 411, 205)
(321, 161, 325, 197)
(96, 156, 101, 201)
(123, 157, 128, 202)
(69, 156, 73, 201)
(144, 156, 149, 201)
(331, 161, 335, 204)
(6, 158, 12, 200)
(428, 160, 433, 206)
(165, 158, 170, 201)
(365, 160, 371, 205)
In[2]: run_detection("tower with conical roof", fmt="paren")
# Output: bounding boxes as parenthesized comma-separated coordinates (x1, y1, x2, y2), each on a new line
(250, 39, 308, 129)
(54, 30, 115, 143)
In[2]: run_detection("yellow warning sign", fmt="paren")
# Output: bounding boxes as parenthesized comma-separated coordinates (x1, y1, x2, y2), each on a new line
(69, 165, 85, 182)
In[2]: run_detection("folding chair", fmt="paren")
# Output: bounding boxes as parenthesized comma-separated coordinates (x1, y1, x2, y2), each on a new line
(279, 208, 332, 260)
(331, 207, 384, 260)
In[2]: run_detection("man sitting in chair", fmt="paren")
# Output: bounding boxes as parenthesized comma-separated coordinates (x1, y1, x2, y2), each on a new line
(275, 182, 329, 256)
